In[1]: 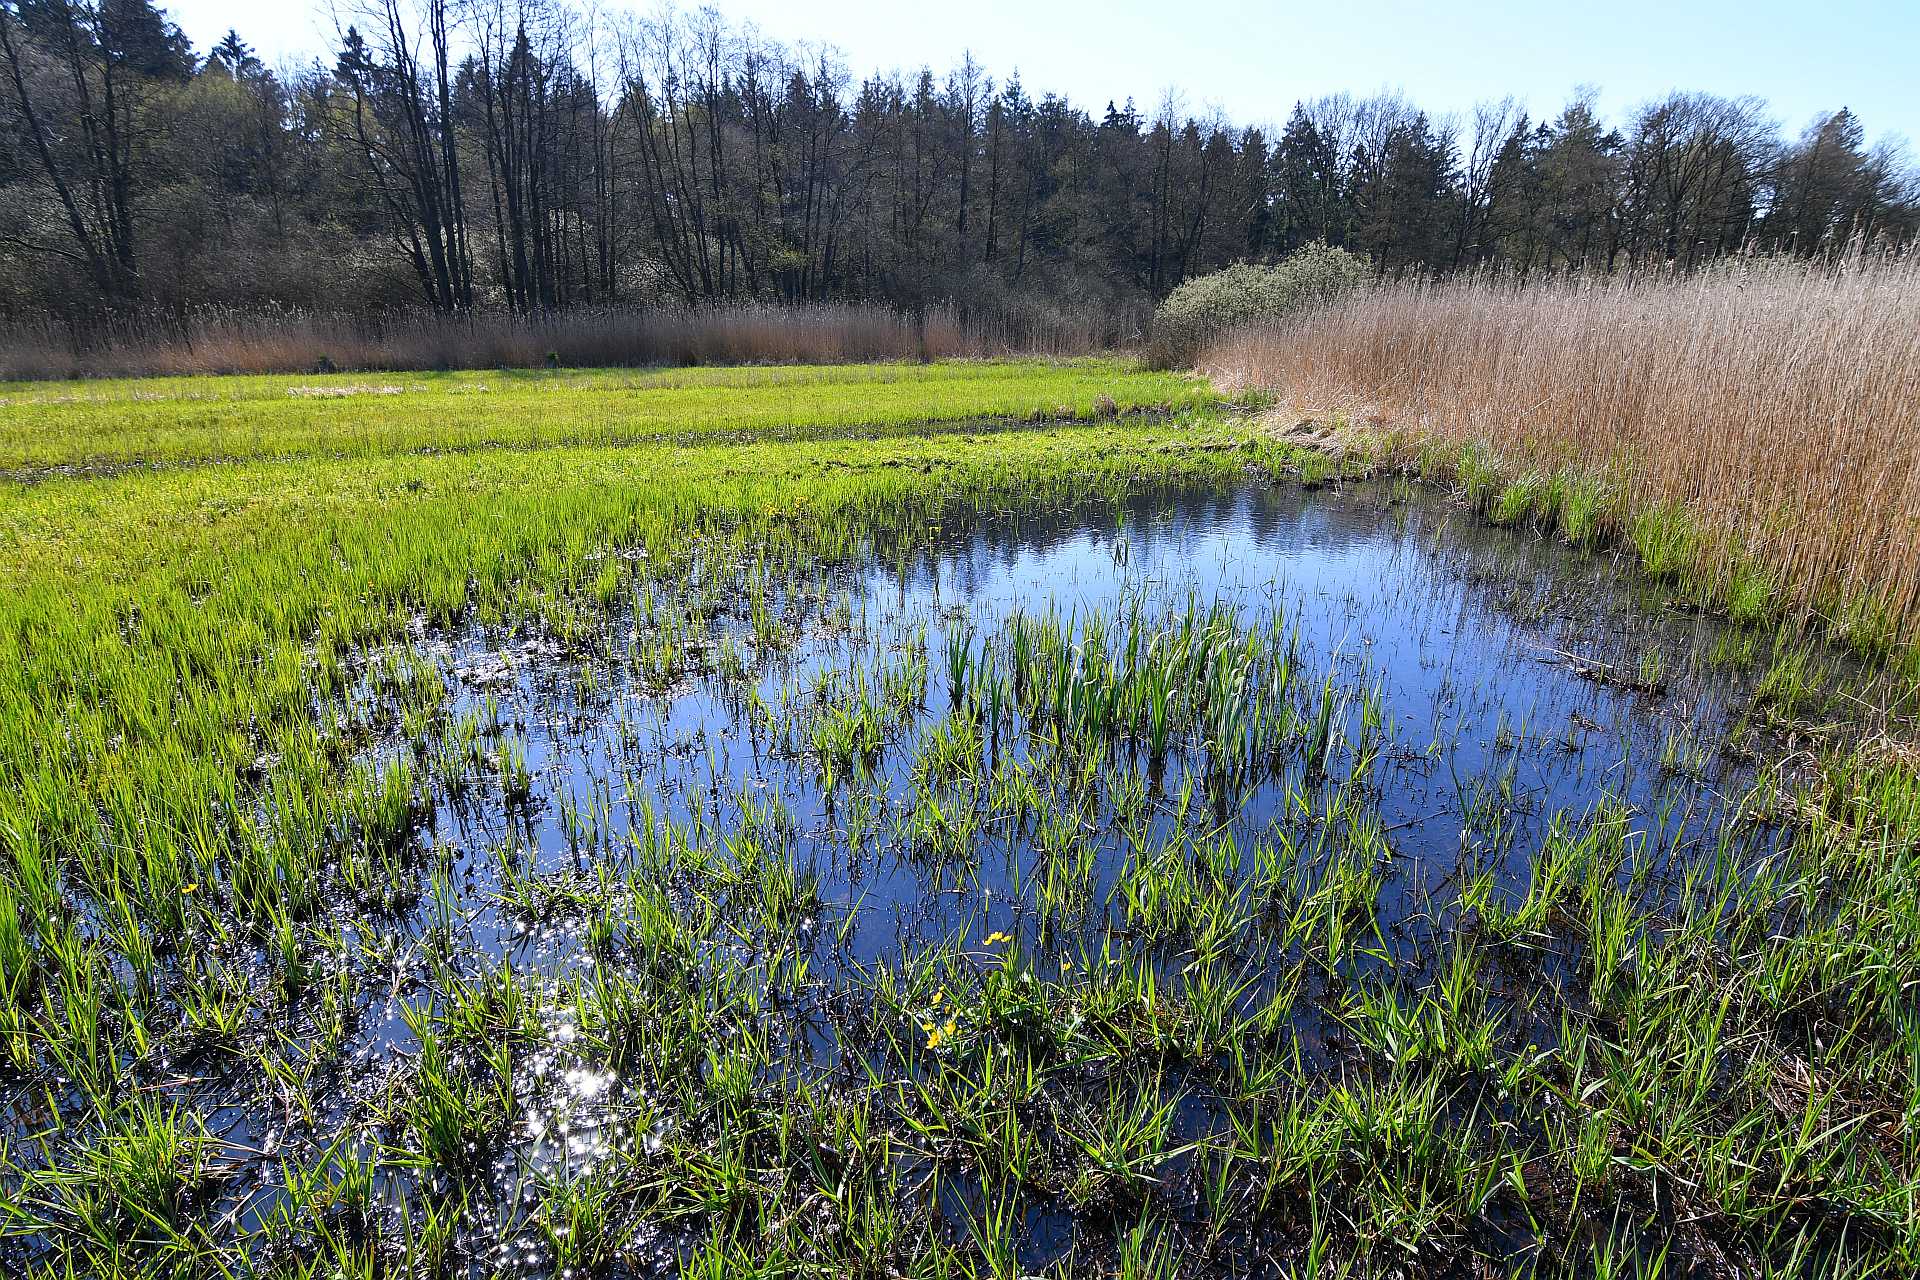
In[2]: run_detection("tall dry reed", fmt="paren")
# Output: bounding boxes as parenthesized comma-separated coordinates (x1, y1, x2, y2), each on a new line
(0, 299, 1133, 381)
(1203, 253, 1920, 650)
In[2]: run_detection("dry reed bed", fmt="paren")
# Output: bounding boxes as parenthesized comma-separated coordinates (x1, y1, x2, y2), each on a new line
(0, 300, 1129, 381)
(1203, 255, 1920, 651)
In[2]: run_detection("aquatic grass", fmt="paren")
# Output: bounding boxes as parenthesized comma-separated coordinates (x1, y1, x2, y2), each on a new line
(21, 1095, 216, 1260)
(397, 1004, 520, 1181)
(1756, 638, 1830, 725)
(1067, 1077, 1185, 1207)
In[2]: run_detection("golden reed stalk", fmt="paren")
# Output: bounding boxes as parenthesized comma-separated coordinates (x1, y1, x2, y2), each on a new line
(0, 300, 1126, 380)
(1202, 253, 1920, 649)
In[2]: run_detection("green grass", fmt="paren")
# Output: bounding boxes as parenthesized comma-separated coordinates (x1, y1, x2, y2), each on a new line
(0, 358, 1212, 474)
(1399, 435, 1920, 677)
(1, 360, 1916, 1277)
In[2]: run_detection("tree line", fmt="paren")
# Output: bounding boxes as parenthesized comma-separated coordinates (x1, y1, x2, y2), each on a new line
(0, 0, 1914, 324)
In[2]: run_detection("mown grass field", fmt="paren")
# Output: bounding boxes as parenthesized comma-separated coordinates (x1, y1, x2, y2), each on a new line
(1, 359, 1916, 1279)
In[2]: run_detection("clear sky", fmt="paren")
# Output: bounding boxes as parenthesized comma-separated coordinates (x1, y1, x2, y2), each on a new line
(163, 0, 1919, 149)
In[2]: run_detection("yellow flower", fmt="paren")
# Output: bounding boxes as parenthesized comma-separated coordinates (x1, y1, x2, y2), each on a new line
(931, 989, 946, 1008)
(981, 930, 1011, 946)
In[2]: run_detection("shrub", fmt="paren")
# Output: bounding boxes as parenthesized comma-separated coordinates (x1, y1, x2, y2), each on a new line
(1146, 244, 1369, 367)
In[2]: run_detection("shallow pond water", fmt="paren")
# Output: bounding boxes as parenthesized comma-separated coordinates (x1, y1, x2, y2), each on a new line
(423, 478, 1776, 964)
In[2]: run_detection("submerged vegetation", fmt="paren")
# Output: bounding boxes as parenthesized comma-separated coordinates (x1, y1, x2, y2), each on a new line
(2, 359, 1918, 1278)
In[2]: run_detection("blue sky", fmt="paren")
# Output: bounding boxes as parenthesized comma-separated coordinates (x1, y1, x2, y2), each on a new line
(165, 0, 1918, 149)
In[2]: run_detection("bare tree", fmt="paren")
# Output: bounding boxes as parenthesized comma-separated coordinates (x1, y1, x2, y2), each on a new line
(1453, 95, 1518, 266)
(333, 0, 474, 310)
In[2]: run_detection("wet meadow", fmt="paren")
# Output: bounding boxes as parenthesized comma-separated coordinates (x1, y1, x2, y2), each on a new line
(0, 361, 1914, 1277)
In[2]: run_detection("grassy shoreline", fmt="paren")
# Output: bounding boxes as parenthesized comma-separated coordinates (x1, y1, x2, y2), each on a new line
(1202, 255, 1920, 668)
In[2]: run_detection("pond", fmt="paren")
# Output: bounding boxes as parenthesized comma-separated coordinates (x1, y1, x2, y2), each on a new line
(425, 477, 1775, 952)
